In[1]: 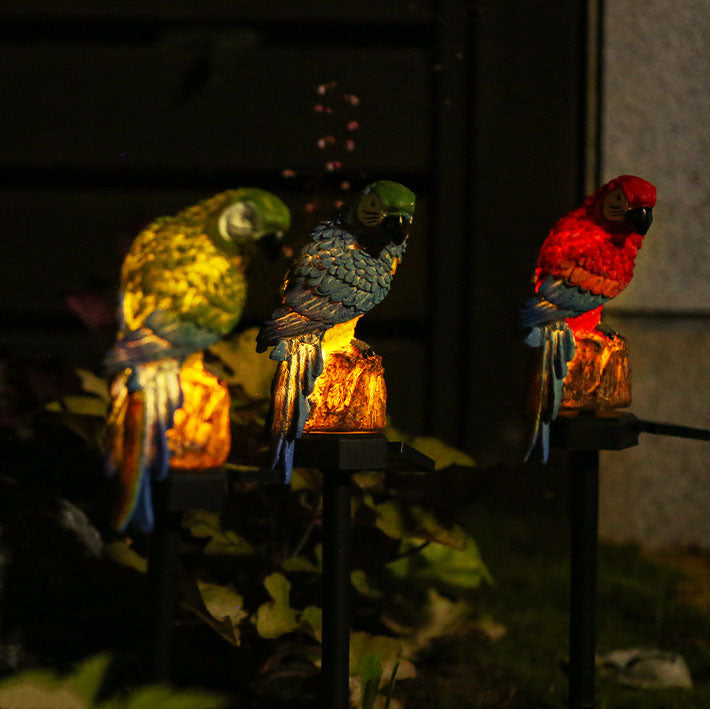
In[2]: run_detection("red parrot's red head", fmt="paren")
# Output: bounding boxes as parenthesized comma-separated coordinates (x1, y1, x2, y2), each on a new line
(589, 174, 656, 243)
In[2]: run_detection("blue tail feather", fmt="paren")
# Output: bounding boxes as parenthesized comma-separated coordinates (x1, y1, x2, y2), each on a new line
(266, 334, 324, 483)
(523, 322, 575, 463)
(106, 359, 183, 533)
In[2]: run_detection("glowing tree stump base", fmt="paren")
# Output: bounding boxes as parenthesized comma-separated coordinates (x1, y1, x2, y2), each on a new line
(562, 330, 631, 411)
(167, 356, 231, 469)
(303, 342, 386, 434)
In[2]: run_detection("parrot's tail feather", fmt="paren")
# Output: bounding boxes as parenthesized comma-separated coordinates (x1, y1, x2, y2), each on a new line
(523, 323, 575, 463)
(257, 309, 326, 352)
(104, 360, 183, 533)
(271, 437, 296, 484)
(266, 334, 324, 482)
(103, 329, 176, 372)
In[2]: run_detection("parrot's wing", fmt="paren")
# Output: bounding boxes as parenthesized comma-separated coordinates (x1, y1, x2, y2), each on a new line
(259, 226, 393, 346)
(520, 276, 610, 329)
(110, 226, 246, 367)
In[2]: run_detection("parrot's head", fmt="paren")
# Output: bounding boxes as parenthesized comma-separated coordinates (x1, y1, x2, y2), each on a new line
(208, 188, 291, 259)
(344, 180, 416, 258)
(592, 175, 656, 244)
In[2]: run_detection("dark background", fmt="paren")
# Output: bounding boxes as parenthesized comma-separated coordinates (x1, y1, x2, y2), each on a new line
(0, 0, 593, 464)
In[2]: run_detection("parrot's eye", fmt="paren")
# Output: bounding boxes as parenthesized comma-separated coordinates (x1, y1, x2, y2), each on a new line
(602, 189, 628, 221)
(356, 192, 385, 226)
(218, 201, 260, 242)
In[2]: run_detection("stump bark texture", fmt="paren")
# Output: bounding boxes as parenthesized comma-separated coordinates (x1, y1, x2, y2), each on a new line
(303, 344, 386, 433)
(562, 330, 631, 410)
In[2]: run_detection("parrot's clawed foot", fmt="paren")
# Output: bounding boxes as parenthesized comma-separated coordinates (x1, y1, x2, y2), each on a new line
(352, 339, 376, 357)
(596, 323, 619, 340)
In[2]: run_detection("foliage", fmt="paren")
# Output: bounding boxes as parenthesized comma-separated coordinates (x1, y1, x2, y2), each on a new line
(0, 654, 227, 709)
(34, 327, 492, 707)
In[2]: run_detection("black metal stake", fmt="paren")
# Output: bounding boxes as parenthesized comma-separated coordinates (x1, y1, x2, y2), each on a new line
(146, 506, 181, 682)
(320, 468, 352, 708)
(568, 449, 599, 709)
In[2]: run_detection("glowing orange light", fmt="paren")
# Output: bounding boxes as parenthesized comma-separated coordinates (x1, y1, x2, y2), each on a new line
(562, 330, 631, 410)
(167, 354, 231, 469)
(303, 316, 386, 434)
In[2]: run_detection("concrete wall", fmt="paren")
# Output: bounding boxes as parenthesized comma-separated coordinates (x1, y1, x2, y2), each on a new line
(599, 0, 710, 547)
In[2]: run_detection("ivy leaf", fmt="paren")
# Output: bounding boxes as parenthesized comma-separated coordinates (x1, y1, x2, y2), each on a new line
(208, 327, 277, 400)
(289, 466, 322, 492)
(282, 554, 320, 573)
(254, 573, 300, 639)
(198, 580, 248, 631)
(104, 540, 147, 574)
(46, 396, 108, 418)
(65, 653, 111, 706)
(183, 509, 254, 556)
(364, 497, 467, 550)
(349, 632, 416, 686)
(351, 569, 384, 599)
(351, 470, 385, 491)
(358, 654, 383, 709)
(383, 588, 480, 656)
(0, 654, 110, 709)
(75, 369, 110, 402)
(387, 536, 492, 592)
(299, 605, 323, 643)
(385, 424, 475, 469)
(98, 685, 228, 709)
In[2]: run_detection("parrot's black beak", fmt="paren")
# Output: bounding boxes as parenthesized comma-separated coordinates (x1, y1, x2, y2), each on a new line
(383, 214, 413, 245)
(257, 232, 287, 261)
(624, 207, 653, 236)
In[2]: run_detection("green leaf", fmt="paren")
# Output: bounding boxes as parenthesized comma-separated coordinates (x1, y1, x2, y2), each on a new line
(253, 573, 300, 639)
(365, 497, 467, 550)
(351, 569, 384, 599)
(64, 654, 112, 705)
(47, 395, 108, 417)
(209, 327, 277, 400)
(383, 588, 481, 655)
(198, 580, 248, 628)
(358, 654, 383, 709)
(282, 543, 322, 573)
(385, 423, 475, 469)
(299, 605, 323, 643)
(352, 470, 385, 491)
(387, 536, 493, 592)
(282, 555, 319, 573)
(98, 685, 228, 709)
(349, 632, 416, 684)
(183, 509, 254, 556)
(0, 654, 111, 709)
(75, 369, 110, 402)
(104, 540, 147, 574)
(289, 466, 322, 492)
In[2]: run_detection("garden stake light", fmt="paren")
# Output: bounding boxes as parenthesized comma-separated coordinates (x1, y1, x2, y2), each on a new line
(520, 175, 657, 709)
(520, 174, 656, 462)
(522, 176, 709, 707)
(257, 179, 422, 706)
(257, 179, 416, 483)
(103, 189, 291, 534)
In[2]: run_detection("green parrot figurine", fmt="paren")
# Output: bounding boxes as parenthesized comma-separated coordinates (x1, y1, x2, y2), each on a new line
(257, 180, 415, 482)
(104, 188, 291, 533)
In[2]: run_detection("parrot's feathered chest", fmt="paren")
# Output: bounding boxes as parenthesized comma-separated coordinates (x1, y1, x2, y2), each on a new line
(119, 220, 247, 337)
(535, 210, 642, 298)
(293, 220, 405, 307)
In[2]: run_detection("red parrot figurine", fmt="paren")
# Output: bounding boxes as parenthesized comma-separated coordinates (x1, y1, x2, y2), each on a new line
(520, 174, 657, 461)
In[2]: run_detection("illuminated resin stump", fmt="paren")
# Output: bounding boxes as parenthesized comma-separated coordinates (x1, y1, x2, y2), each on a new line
(167, 355, 231, 468)
(303, 343, 386, 433)
(562, 330, 631, 410)
(302, 316, 387, 434)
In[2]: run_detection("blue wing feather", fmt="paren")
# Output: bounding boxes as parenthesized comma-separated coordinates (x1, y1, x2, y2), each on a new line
(520, 276, 610, 329)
